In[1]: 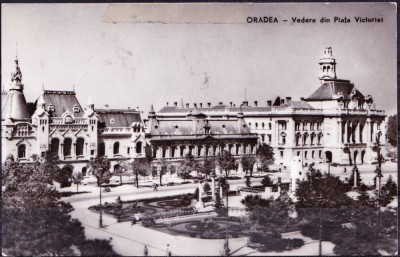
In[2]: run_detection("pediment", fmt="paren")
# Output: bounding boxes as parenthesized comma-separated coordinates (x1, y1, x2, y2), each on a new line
(16, 137, 32, 147)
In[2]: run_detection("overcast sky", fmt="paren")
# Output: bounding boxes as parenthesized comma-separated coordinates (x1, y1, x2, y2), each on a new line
(1, 3, 397, 115)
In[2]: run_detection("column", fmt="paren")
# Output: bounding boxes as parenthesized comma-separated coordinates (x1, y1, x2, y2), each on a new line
(156, 148, 161, 159)
(337, 119, 342, 143)
(366, 119, 371, 144)
(219, 186, 223, 199)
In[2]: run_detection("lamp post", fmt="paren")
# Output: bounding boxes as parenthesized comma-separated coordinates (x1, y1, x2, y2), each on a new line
(219, 177, 230, 256)
(99, 171, 103, 228)
(316, 194, 323, 256)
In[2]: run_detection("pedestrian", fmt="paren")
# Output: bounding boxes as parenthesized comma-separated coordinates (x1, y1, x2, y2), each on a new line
(154, 183, 158, 191)
(144, 245, 148, 256)
(166, 244, 170, 257)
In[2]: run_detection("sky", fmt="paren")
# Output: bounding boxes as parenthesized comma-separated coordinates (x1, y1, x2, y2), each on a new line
(1, 3, 397, 115)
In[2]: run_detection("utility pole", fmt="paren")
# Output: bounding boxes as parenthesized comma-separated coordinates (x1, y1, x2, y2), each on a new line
(99, 172, 103, 228)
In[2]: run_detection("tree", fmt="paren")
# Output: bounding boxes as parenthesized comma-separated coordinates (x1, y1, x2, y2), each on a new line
(203, 182, 211, 193)
(387, 114, 397, 146)
(89, 156, 111, 186)
(199, 156, 216, 179)
(296, 169, 353, 208)
(157, 158, 169, 186)
(124, 158, 150, 188)
(256, 143, 275, 172)
(241, 154, 257, 176)
(179, 153, 198, 181)
(261, 175, 273, 188)
(72, 170, 83, 193)
(2, 152, 117, 256)
(217, 150, 236, 177)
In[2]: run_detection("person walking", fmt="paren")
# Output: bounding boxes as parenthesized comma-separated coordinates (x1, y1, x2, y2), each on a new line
(153, 183, 158, 191)
(166, 244, 170, 257)
(144, 245, 148, 256)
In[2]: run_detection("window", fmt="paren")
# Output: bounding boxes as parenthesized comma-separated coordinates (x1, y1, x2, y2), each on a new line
(51, 138, 59, 155)
(269, 123, 272, 130)
(297, 151, 300, 156)
(262, 122, 265, 128)
(280, 151, 284, 158)
(180, 146, 185, 156)
(255, 122, 258, 128)
(136, 142, 142, 154)
(82, 167, 87, 176)
(295, 122, 300, 131)
(171, 147, 175, 158)
(113, 142, 120, 155)
(268, 135, 272, 143)
(319, 150, 322, 158)
(65, 115, 73, 124)
(64, 138, 72, 156)
(304, 151, 308, 159)
(18, 144, 26, 158)
(76, 138, 84, 156)
(98, 142, 105, 156)
(127, 147, 130, 154)
(312, 151, 315, 158)
(162, 148, 167, 158)
(73, 105, 80, 113)
(261, 134, 265, 142)
(248, 123, 251, 128)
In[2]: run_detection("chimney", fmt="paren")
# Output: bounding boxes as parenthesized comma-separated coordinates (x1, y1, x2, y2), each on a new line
(208, 102, 211, 107)
(194, 103, 197, 108)
(166, 102, 169, 106)
(242, 101, 248, 107)
(254, 101, 258, 107)
(200, 103, 203, 108)
(286, 97, 292, 103)
(267, 100, 272, 107)
(230, 102, 233, 107)
(281, 99, 285, 105)
(218, 102, 223, 105)
(186, 103, 189, 108)
(174, 102, 178, 107)
(105, 104, 109, 109)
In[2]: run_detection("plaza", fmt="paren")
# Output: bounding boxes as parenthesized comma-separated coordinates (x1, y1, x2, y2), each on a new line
(60, 162, 397, 256)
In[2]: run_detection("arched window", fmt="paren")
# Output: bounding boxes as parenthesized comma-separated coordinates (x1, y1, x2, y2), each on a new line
(64, 138, 72, 156)
(136, 141, 142, 154)
(113, 142, 120, 155)
(76, 138, 84, 156)
(18, 144, 26, 158)
(82, 167, 87, 176)
(65, 115, 73, 124)
(98, 142, 105, 156)
(51, 138, 60, 155)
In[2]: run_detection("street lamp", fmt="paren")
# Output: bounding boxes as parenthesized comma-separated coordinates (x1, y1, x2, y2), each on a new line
(99, 171, 103, 228)
(219, 177, 230, 256)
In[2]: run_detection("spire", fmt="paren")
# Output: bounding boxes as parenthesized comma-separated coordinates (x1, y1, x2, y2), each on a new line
(318, 47, 337, 80)
(149, 104, 156, 118)
(11, 56, 24, 91)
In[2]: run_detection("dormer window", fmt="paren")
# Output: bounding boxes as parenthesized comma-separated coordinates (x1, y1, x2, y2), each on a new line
(73, 104, 80, 113)
(110, 118, 115, 124)
(65, 115, 73, 124)
(48, 104, 55, 112)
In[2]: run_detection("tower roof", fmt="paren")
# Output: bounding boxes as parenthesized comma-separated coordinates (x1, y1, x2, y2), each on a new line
(306, 80, 364, 101)
(1, 89, 31, 121)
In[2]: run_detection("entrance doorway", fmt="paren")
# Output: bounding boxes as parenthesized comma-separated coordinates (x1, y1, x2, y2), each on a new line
(325, 151, 332, 163)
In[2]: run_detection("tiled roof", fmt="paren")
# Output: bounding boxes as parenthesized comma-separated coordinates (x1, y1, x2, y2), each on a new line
(41, 90, 84, 117)
(149, 119, 251, 136)
(307, 80, 364, 100)
(2, 89, 31, 121)
(96, 109, 142, 128)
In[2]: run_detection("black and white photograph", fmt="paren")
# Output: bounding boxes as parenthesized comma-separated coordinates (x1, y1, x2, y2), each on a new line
(1, 3, 397, 256)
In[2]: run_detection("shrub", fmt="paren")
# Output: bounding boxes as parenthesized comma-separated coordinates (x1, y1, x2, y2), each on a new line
(142, 217, 155, 227)
(189, 233, 197, 238)
(203, 183, 211, 192)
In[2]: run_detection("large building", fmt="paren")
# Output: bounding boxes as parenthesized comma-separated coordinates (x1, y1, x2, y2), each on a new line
(1, 47, 387, 181)
(1, 57, 146, 183)
(156, 47, 386, 167)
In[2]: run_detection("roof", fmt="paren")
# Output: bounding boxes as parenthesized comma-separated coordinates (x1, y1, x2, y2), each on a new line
(96, 109, 142, 128)
(40, 90, 84, 117)
(306, 79, 364, 101)
(1, 91, 8, 111)
(149, 119, 252, 136)
(1, 89, 31, 121)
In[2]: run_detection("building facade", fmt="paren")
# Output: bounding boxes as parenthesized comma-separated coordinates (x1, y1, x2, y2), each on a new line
(1, 57, 146, 181)
(156, 47, 386, 167)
